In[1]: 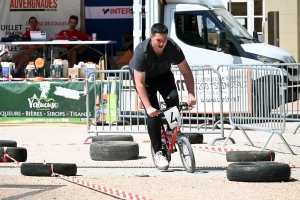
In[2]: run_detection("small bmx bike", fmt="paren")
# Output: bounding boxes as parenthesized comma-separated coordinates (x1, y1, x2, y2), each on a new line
(150, 102, 196, 173)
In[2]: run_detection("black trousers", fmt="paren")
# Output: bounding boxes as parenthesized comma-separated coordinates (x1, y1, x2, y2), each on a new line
(136, 70, 179, 153)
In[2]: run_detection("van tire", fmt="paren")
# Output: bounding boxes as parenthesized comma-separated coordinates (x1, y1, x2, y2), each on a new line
(182, 133, 203, 144)
(92, 135, 134, 142)
(0, 147, 27, 162)
(0, 140, 17, 147)
(90, 141, 139, 161)
(21, 163, 77, 176)
(252, 76, 280, 117)
(227, 162, 290, 182)
(226, 151, 275, 162)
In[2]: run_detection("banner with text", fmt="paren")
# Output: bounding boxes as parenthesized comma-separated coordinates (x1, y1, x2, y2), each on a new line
(0, 81, 97, 123)
(0, 0, 80, 58)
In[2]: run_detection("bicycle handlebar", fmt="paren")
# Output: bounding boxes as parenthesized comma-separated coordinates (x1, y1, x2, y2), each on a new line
(158, 102, 189, 117)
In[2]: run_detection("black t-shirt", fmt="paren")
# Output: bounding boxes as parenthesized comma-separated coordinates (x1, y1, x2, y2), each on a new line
(129, 38, 185, 79)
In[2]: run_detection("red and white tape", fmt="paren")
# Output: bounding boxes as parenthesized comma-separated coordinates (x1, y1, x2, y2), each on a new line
(192, 145, 240, 153)
(19, 140, 151, 146)
(287, 163, 300, 169)
(2, 147, 7, 162)
(285, 84, 300, 88)
(2, 152, 22, 167)
(84, 140, 151, 145)
(2, 154, 151, 200)
(21, 143, 83, 146)
(192, 145, 300, 168)
(50, 164, 151, 200)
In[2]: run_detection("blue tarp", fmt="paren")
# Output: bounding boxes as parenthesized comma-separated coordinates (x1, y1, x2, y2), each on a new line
(85, 0, 141, 62)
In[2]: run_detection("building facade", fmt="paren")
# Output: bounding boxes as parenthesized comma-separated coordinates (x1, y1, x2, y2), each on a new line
(221, 0, 300, 62)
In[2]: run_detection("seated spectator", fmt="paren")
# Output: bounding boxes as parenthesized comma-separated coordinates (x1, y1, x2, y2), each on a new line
(12, 16, 43, 77)
(57, 15, 92, 68)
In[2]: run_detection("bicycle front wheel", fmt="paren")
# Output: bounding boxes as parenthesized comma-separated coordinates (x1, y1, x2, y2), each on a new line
(177, 136, 196, 173)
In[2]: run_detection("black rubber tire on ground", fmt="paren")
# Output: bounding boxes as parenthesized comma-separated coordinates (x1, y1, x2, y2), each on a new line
(226, 150, 275, 162)
(21, 163, 77, 177)
(182, 133, 203, 144)
(91, 135, 134, 143)
(177, 136, 196, 173)
(0, 147, 27, 162)
(227, 162, 291, 182)
(0, 140, 17, 147)
(90, 141, 139, 161)
(150, 141, 171, 170)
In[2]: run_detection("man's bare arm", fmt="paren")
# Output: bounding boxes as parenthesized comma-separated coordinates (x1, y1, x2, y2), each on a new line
(177, 58, 195, 96)
(134, 69, 151, 109)
(134, 69, 159, 116)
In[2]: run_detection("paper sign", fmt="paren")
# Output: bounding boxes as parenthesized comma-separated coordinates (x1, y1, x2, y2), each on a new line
(163, 106, 181, 129)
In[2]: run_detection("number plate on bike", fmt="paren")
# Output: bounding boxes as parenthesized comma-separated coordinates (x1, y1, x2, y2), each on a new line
(164, 106, 181, 129)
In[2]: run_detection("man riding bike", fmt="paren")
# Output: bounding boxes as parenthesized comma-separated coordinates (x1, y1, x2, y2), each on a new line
(129, 23, 196, 169)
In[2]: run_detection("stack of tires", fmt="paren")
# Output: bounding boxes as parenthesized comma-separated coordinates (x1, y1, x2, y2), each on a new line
(0, 140, 27, 163)
(226, 151, 291, 182)
(90, 135, 139, 161)
(0, 140, 77, 177)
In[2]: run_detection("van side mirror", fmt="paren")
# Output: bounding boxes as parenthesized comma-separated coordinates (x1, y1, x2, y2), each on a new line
(217, 30, 229, 52)
(253, 31, 258, 39)
(253, 31, 260, 42)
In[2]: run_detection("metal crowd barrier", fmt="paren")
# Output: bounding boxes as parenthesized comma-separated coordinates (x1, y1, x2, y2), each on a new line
(171, 66, 232, 145)
(221, 65, 294, 154)
(219, 63, 300, 136)
(84, 66, 230, 145)
(275, 63, 300, 134)
(84, 69, 147, 143)
(84, 64, 299, 153)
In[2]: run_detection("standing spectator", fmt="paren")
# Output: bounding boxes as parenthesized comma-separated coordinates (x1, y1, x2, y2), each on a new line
(57, 15, 92, 68)
(12, 16, 43, 77)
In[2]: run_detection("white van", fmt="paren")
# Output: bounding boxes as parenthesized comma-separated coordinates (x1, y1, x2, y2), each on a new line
(133, 0, 299, 109)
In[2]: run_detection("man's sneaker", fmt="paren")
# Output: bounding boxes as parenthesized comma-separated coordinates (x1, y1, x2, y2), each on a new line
(154, 151, 169, 169)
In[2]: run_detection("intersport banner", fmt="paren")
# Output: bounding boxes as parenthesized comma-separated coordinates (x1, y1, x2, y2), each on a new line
(85, 0, 145, 52)
(0, 0, 80, 55)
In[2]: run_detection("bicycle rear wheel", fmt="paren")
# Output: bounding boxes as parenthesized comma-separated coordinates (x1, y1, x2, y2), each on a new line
(177, 136, 195, 173)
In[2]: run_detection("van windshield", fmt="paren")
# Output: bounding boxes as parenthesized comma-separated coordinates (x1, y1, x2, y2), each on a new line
(212, 9, 257, 44)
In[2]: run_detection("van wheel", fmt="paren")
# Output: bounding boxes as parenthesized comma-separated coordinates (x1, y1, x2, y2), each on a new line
(92, 135, 134, 142)
(0, 140, 17, 147)
(227, 162, 290, 182)
(21, 163, 77, 176)
(90, 141, 139, 161)
(226, 151, 275, 162)
(0, 147, 27, 162)
(286, 86, 299, 103)
(252, 77, 278, 117)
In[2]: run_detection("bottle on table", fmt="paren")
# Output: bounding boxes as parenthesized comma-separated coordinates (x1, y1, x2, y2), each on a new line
(99, 82, 108, 123)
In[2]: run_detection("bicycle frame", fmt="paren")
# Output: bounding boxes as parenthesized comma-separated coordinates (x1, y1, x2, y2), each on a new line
(154, 102, 196, 173)
(161, 125, 181, 154)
